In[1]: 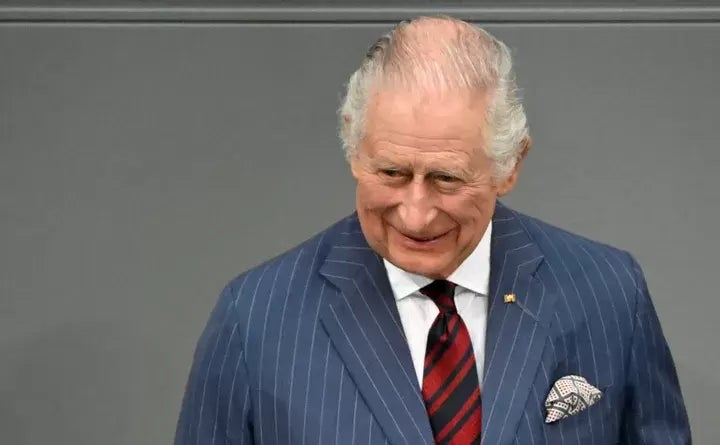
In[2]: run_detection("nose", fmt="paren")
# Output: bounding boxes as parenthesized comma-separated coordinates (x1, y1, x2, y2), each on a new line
(397, 179, 438, 233)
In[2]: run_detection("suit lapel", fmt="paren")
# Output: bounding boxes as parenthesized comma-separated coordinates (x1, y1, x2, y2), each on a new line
(319, 215, 434, 445)
(481, 202, 556, 445)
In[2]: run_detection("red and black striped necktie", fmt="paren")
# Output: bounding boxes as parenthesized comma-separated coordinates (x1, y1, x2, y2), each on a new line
(420, 280, 482, 445)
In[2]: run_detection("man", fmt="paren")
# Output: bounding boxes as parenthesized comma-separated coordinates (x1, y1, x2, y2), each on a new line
(175, 16, 690, 445)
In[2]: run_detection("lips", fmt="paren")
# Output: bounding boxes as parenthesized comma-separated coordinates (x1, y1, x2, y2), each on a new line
(405, 233, 444, 242)
(399, 227, 453, 243)
(396, 230, 449, 251)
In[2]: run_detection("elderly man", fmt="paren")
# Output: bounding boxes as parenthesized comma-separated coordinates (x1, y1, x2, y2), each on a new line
(174, 16, 690, 445)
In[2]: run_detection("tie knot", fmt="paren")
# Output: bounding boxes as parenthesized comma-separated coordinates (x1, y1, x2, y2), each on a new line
(420, 280, 457, 313)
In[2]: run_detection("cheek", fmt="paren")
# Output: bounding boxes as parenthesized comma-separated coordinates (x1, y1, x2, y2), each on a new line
(357, 180, 399, 210)
(439, 189, 495, 221)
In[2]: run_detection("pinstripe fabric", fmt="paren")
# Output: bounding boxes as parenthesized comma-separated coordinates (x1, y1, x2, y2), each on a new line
(174, 202, 690, 445)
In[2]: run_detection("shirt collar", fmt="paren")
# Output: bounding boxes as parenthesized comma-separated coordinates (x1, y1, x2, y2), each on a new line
(383, 221, 492, 300)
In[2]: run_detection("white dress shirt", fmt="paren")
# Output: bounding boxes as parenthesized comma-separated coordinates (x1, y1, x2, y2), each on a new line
(383, 222, 492, 389)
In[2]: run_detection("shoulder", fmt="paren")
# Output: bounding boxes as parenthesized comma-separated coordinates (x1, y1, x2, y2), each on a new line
(503, 204, 642, 295)
(501, 205, 650, 359)
(218, 213, 355, 311)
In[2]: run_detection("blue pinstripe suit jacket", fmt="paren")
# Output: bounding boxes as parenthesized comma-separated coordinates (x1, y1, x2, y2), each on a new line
(175, 202, 691, 445)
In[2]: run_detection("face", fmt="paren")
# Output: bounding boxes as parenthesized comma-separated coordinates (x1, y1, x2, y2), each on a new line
(350, 88, 524, 279)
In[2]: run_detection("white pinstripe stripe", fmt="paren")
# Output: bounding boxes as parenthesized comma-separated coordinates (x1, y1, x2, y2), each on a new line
(368, 413, 374, 445)
(483, 243, 536, 377)
(227, 348, 250, 445)
(524, 411, 536, 445)
(558, 235, 611, 442)
(241, 264, 273, 353)
(210, 323, 238, 444)
(638, 264, 682, 445)
(552, 312, 570, 358)
(324, 259, 366, 266)
(536, 230, 601, 389)
(484, 257, 543, 431)
(620, 264, 653, 444)
(335, 368, 345, 445)
(629, 346, 646, 422)
(621, 260, 674, 443)
(346, 277, 428, 441)
(495, 277, 546, 440)
(510, 255, 544, 316)
(521, 222, 584, 410)
(274, 249, 304, 445)
(368, 256, 408, 333)
(290, 235, 326, 443)
(551, 307, 573, 440)
(327, 303, 410, 444)
(538, 258, 583, 445)
(530, 374, 549, 444)
(598, 252, 649, 443)
(356, 260, 420, 377)
(323, 261, 405, 342)
(194, 274, 251, 445)
(302, 281, 326, 445)
(577, 243, 626, 380)
(321, 272, 350, 280)
(640, 296, 672, 445)
(639, 313, 673, 445)
(497, 315, 539, 438)
(318, 340, 332, 445)
(325, 257, 406, 334)
(540, 363, 563, 444)
(597, 251, 634, 327)
(257, 257, 287, 443)
(544, 332, 568, 443)
(612, 251, 637, 287)
(493, 229, 525, 240)
(352, 390, 359, 445)
(547, 331, 559, 364)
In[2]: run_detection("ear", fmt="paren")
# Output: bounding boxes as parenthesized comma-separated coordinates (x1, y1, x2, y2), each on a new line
(496, 136, 532, 197)
(350, 156, 361, 179)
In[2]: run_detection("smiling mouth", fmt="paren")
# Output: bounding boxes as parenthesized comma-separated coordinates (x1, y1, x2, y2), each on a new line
(401, 231, 449, 243)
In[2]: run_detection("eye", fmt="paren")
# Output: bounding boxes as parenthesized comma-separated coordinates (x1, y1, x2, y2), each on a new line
(380, 169, 403, 178)
(434, 173, 460, 183)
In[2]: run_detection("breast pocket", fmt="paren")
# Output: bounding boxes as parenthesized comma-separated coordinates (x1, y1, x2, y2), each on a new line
(543, 384, 620, 445)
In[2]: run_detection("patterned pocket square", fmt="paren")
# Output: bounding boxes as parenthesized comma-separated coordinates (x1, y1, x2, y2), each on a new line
(544, 375, 603, 423)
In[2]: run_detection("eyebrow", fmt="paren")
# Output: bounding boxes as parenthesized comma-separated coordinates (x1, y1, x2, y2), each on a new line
(428, 167, 473, 181)
(370, 158, 473, 179)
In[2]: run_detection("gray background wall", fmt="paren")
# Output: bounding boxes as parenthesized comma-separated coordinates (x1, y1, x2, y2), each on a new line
(1, 1, 718, 444)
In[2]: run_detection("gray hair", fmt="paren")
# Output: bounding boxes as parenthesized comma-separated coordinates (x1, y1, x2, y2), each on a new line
(338, 16, 529, 179)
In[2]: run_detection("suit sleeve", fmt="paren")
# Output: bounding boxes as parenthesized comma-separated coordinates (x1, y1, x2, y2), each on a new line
(174, 285, 254, 445)
(620, 257, 691, 444)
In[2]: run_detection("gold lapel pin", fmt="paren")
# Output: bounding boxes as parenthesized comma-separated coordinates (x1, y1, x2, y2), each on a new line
(504, 293, 517, 304)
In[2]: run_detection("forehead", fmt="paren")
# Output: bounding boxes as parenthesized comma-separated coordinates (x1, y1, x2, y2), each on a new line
(362, 88, 490, 160)
(365, 88, 489, 139)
